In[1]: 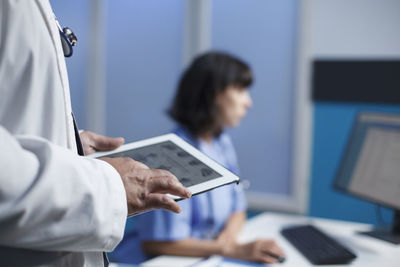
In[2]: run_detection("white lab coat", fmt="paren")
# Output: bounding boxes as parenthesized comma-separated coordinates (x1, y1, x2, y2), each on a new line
(0, 0, 127, 266)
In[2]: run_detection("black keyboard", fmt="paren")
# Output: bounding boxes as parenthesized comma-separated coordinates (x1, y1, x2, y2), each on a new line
(281, 224, 357, 265)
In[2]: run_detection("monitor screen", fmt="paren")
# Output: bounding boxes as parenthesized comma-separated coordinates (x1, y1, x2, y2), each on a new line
(334, 112, 400, 211)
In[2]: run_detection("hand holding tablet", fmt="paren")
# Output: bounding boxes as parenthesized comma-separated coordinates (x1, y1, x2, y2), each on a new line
(92, 134, 240, 212)
(100, 156, 191, 216)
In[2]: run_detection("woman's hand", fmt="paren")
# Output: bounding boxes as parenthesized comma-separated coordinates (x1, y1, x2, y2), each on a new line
(222, 239, 285, 264)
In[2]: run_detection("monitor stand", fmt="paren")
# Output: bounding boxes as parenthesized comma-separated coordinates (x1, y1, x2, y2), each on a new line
(358, 210, 400, 244)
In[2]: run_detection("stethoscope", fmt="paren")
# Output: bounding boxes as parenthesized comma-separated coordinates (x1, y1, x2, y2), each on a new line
(55, 18, 77, 57)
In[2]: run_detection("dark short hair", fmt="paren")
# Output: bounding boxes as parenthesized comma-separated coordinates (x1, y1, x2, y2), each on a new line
(168, 51, 253, 137)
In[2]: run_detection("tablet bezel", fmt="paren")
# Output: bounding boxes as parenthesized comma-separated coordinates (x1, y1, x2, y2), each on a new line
(90, 133, 240, 199)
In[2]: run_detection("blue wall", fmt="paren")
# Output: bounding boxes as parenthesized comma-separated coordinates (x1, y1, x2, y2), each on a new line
(309, 103, 400, 225)
(105, 0, 184, 142)
(211, 0, 299, 195)
(53, 1, 185, 138)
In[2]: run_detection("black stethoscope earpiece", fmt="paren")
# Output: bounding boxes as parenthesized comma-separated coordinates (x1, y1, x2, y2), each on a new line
(56, 18, 77, 58)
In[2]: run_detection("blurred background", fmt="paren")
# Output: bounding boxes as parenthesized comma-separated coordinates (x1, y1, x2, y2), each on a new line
(52, 0, 400, 226)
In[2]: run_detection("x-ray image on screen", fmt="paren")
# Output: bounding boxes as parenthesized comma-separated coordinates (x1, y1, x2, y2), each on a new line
(105, 141, 222, 187)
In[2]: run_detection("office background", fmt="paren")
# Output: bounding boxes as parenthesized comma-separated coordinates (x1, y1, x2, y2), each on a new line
(52, 0, 400, 225)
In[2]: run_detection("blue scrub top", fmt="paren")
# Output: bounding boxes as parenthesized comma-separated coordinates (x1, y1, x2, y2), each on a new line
(111, 127, 247, 264)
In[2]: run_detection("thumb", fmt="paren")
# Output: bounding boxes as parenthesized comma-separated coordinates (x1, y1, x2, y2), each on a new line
(94, 136, 125, 151)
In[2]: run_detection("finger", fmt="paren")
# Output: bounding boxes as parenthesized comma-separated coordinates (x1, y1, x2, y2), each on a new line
(93, 134, 124, 151)
(260, 240, 285, 257)
(83, 145, 96, 155)
(256, 253, 278, 264)
(147, 169, 191, 198)
(252, 247, 279, 264)
(267, 246, 285, 257)
(145, 193, 182, 213)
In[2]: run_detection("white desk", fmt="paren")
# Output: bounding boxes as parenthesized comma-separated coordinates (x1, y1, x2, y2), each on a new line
(137, 212, 400, 267)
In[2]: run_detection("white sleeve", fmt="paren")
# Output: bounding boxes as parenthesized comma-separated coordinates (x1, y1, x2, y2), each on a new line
(0, 126, 127, 252)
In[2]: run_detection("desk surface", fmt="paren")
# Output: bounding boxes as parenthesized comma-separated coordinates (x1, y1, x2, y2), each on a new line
(127, 212, 400, 267)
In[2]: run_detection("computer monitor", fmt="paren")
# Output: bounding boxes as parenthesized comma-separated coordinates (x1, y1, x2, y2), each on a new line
(334, 112, 400, 244)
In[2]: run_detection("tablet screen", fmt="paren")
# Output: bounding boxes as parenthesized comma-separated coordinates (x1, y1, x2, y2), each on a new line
(103, 140, 222, 187)
(91, 133, 239, 201)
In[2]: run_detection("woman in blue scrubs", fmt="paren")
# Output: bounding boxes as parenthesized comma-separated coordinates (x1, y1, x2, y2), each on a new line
(112, 52, 285, 264)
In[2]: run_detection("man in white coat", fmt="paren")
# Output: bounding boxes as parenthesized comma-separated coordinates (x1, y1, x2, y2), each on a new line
(0, 0, 191, 266)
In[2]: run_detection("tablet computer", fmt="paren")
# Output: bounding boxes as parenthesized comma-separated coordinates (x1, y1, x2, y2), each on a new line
(90, 133, 240, 200)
